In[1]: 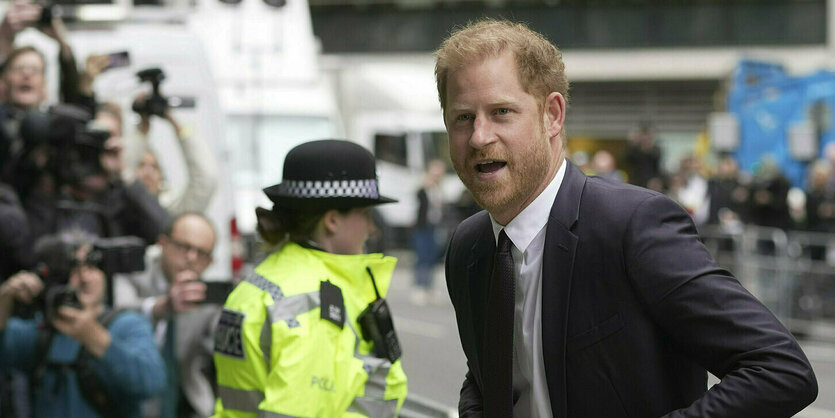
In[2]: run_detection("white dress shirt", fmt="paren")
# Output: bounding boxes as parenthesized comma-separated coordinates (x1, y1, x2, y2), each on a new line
(490, 158, 566, 417)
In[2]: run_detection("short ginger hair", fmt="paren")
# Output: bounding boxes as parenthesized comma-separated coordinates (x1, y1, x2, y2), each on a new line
(434, 19, 569, 113)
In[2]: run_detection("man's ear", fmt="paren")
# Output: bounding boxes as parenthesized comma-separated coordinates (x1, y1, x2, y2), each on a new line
(544, 92, 565, 140)
(157, 234, 167, 247)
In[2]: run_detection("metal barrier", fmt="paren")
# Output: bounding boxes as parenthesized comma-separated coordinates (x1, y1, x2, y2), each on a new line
(699, 224, 835, 341)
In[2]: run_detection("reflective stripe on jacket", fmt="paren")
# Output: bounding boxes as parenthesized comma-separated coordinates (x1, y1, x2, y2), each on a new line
(212, 242, 408, 417)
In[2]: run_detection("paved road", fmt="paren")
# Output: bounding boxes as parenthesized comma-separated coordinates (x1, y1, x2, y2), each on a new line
(386, 252, 835, 416)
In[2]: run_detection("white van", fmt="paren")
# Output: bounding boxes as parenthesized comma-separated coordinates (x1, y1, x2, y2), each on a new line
(326, 58, 466, 248)
(190, 0, 342, 262)
(71, 24, 233, 280)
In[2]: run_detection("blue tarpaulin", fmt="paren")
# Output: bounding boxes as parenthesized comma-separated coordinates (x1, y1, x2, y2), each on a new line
(728, 60, 835, 189)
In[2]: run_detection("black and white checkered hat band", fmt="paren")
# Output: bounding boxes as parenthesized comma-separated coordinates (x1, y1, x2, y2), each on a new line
(276, 179, 379, 199)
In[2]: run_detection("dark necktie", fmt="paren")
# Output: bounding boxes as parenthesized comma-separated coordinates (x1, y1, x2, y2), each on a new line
(483, 229, 515, 417)
(162, 319, 179, 418)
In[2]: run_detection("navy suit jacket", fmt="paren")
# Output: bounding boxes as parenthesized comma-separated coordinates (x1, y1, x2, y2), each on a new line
(445, 161, 817, 417)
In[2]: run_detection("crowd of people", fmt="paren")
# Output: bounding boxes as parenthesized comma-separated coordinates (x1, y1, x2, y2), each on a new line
(572, 126, 835, 237)
(0, 1, 220, 417)
(0, 0, 826, 415)
(409, 124, 835, 307)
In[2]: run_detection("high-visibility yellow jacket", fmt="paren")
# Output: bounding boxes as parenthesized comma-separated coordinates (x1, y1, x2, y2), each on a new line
(212, 242, 408, 417)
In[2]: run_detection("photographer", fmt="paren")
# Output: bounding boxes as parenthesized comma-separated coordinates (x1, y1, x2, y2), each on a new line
(91, 102, 126, 184)
(0, 45, 48, 189)
(0, 0, 94, 109)
(114, 212, 220, 418)
(20, 104, 169, 245)
(0, 232, 166, 417)
(123, 83, 218, 216)
(0, 1, 103, 188)
(0, 181, 33, 281)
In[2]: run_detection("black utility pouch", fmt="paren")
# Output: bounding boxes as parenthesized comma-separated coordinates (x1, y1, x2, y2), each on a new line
(357, 267, 402, 363)
(358, 298, 401, 362)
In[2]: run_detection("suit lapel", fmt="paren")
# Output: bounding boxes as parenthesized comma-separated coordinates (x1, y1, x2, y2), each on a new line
(542, 161, 585, 417)
(466, 214, 495, 387)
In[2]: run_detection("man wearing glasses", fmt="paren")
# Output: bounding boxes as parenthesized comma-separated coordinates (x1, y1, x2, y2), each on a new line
(114, 212, 219, 418)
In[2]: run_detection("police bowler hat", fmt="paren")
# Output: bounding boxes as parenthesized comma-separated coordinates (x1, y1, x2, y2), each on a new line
(263, 139, 397, 210)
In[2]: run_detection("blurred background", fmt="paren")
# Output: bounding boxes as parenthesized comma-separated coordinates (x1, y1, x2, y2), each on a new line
(4, 0, 835, 416)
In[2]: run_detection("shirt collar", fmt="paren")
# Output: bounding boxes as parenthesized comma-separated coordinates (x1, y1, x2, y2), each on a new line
(491, 158, 567, 252)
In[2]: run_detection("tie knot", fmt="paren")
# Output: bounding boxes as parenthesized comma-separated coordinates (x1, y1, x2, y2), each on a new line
(497, 229, 512, 254)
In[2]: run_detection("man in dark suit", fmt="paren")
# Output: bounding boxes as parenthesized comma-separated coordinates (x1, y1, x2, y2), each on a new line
(436, 19, 817, 417)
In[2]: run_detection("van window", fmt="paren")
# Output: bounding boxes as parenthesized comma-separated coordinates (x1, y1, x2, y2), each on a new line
(374, 133, 408, 167)
(421, 131, 453, 170)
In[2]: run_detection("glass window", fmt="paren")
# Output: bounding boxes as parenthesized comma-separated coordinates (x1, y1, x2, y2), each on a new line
(374, 133, 408, 167)
(420, 131, 453, 171)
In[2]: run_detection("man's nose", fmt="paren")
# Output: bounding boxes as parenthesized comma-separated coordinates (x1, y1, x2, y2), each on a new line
(469, 117, 497, 149)
(184, 247, 200, 262)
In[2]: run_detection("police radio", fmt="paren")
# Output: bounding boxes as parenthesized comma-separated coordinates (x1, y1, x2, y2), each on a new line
(357, 267, 402, 363)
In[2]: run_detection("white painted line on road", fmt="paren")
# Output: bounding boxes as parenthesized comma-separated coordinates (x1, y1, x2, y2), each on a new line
(796, 406, 835, 417)
(394, 315, 447, 339)
(802, 344, 835, 363)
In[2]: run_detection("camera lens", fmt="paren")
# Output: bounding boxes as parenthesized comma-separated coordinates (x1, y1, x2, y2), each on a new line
(44, 285, 82, 324)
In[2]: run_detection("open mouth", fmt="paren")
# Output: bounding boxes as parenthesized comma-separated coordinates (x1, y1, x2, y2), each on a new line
(476, 161, 507, 174)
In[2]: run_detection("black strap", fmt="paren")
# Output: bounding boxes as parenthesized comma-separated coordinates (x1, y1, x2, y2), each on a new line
(30, 322, 56, 394)
(74, 308, 123, 418)
(30, 309, 124, 418)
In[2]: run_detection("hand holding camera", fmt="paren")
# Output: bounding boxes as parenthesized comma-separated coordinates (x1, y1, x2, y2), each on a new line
(0, 270, 100, 353)
(0, 271, 44, 308)
(132, 68, 196, 126)
(45, 263, 112, 358)
(0, 0, 41, 35)
(0, 0, 66, 46)
(170, 270, 207, 313)
(153, 270, 206, 320)
(50, 299, 111, 358)
(132, 69, 169, 118)
(0, 270, 83, 344)
(132, 92, 180, 134)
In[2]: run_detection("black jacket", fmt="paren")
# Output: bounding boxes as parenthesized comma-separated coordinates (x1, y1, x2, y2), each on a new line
(0, 183, 33, 280)
(445, 161, 817, 417)
(25, 180, 169, 245)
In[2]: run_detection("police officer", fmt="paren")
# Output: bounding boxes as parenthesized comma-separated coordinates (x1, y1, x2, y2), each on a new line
(213, 139, 408, 417)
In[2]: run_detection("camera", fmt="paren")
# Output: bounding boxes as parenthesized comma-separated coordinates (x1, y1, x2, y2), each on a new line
(25, 234, 146, 324)
(42, 284, 82, 325)
(34, 234, 83, 324)
(132, 68, 197, 117)
(132, 68, 169, 117)
(37, 2, 61, 26)
(88, 237, 148, 276)
(18, 104, 110, 190)
(357, 298, 401, 363)
(357, 267, 402, 362)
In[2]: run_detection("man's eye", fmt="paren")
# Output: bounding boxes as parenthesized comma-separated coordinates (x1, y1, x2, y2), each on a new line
(495, 108, 510, 115)
(457, 114, 474, 122)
